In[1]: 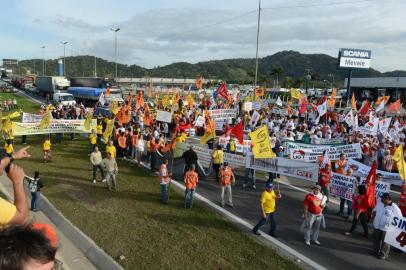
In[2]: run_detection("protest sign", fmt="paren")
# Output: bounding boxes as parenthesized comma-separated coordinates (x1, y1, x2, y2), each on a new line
(208, 109, 237, 120)
(347, 158, 403, 187)
(218, 136, 251, 154)
(329, 173, 356, 201)
(12, 119, 97, 136)
(360, 178, 391, 198)
(245, 154, 319, 182)
(243, 102, 252, 112)
(215, 119, 228, 131)
(250, 111, 260, 127)
(156, 110, 172, 123)
(22, 112, 52, 123)
(195, 116, 205, 127)
(286, 142, 362, 161)
(250, 125, 275, 158)
(384, 213, 406, 253)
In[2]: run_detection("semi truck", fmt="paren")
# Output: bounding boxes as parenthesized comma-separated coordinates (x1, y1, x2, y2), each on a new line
(36, 76, 70, 95)
(11, 75, 35, 89)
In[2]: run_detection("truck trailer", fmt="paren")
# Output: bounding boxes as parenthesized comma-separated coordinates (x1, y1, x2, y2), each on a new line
(36, 76, 70, 95)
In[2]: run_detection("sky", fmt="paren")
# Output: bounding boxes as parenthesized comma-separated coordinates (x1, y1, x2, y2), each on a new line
(0, 0, 405, 72)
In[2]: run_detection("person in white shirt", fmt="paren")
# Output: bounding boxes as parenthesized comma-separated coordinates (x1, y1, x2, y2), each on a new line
(90, 146, 105, 184)
(371, 193, 402, 260)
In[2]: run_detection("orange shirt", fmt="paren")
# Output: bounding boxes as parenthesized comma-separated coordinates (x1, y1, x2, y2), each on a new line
(184, 171, 198, 189)
(118, 136, 127, 148)
(131, 134, 138, 146)
(304, 193, 323, 215)
(219, 167, 234, 186)
(335, 159, 347, 174)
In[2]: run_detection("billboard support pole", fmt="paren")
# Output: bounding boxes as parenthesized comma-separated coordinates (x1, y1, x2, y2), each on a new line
(346, 68, 352, 102)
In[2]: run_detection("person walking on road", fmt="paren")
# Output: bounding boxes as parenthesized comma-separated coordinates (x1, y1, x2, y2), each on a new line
(303, 184, 327, 246)
(102, 152, 118, 191)
(182, 145, 198, 175)
(90, 146, 105, 184)
(318, 163, 331, 206)
(371, 193, 402, 260)
(252, 182, 281, 237)
(345, 185, 369, 238)
(159, 159, 171, 204)
(26, 171, 44, 212)
(212, 145, 224, 182)
(219, 162, 235, 208)
(184, 164, 198, 208)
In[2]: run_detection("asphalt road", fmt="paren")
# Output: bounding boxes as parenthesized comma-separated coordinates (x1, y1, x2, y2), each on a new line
(170, 158, 405, 270)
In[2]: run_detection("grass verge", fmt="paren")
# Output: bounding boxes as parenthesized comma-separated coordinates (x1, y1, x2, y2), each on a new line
(0, 92, 38, 114)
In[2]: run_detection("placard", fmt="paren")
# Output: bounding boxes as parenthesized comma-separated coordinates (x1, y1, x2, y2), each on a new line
(156, 110, 172, 123)
(384, 213, 406, 253)
(208, 109, 237, 120)
(329, 173, 356, 201)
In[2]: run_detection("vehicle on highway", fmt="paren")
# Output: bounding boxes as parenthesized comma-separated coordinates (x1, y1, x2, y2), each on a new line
(53, 91, 76, 106)
(36, 76, 70, 96)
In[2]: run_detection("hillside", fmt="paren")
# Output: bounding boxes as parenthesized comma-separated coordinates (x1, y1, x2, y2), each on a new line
(15, 51, 405, 87)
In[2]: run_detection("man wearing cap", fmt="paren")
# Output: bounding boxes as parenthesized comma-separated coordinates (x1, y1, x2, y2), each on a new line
(252, 182, 281, 237)
(318, 163, 332, 205)
(371, 192, 402, 259)
(219, 162, 235, 207)
(303, 184, 327, 246)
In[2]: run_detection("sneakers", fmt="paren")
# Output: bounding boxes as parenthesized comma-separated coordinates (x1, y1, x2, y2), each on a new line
(220, 203, 225, 208)
(228, 204, 234, 208)
(313, 240, 321, 246)
(305, 240, 310, 246)
(252, 185, 257, 190)
(92, 179, 96, 184)
(102, 179, 107, 183)
(269, 233, 278, 238)
(344, 232, 351, 236)
(252, 229, 261, 236)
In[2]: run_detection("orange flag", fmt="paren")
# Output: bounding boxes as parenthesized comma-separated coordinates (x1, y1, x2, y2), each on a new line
(148, 79, 153, 99)
(351, 93, 357, 112)
(389, 99, 401, 112)
(105, 87, 111, 97)
(137, 90, 145, 108)
(328, 88, 336, 108)
(375, 95, 390, 105)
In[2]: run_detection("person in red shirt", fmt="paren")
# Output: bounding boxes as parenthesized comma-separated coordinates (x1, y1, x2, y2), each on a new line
(345, 185, 369, 237)
(335, 153, 347, 174)
(184, 165, 199, 208)
(399, 182, 406, 217)
(303, 184, 326, 246)
(318, 163, 332, 205)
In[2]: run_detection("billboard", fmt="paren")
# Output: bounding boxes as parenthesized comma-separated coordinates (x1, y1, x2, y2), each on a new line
(338, 48, 371, 69)
(2, 59, 18, 65)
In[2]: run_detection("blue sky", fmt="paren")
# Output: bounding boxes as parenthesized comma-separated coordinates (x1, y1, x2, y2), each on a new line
(0, 0, 405, 71)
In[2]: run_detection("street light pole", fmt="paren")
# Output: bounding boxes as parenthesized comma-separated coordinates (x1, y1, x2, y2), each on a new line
(94, 56, 97, 77)
(41, 46, 45, 76)
(253, 0, 261, 92)
(60, 41, 68, 76)
(110, 27, 120, 78)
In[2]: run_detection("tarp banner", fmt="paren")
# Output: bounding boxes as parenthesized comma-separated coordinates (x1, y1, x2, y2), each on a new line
(12, 119, 97, 136)
(329, 172, 356, 201)
(208, 109, 237, 120)
(384, 213, 406, 253)
(156, 110, 172, 123)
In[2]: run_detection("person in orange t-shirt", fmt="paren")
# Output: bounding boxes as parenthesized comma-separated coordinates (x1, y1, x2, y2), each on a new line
(184, 165, 199, 208)
(219, 162, 235, 208)
(335, 153, 347, 175)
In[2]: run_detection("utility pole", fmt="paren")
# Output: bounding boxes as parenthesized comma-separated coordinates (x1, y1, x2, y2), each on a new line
(253, 0, 261, 93)
(61, 41, 68, 76)
(41, 46, 45, 75)
(110, 27, 120, 78)
(94, 56, 97, 77)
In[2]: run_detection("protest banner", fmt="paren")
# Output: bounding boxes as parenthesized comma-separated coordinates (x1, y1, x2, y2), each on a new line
(208, 109, 237, 120)
(360, 178, 391, 198)
(286, 142, 362, 161)
(250, 125, 275, 158)
(195, 116, 205, 127)
(215, 119, 228, 131)
(250, 111, 260, 127)
(245, 154, 319, 182)
(156, 110, 172, 123)
(384, 213, 406, 253)
(329, 173, 356, 201)
(22, 112, 52, 123)
(347, 158, 403, 187)
(218, 136, 251, 154)
(296, 132, 344, 144)
(243, 102, 252, 112)
(12, 119, 97, 136)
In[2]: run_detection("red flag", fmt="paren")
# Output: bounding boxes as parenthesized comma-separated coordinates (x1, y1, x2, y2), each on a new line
(362, 160, 377, 209)
(389, 99, 401, 112)
(231, 121, 243, 144)
(359, 100, 370, 115)
(217, 82, 228, 99)
(299, 96, 307, 114)
(148, 79, 153, 99)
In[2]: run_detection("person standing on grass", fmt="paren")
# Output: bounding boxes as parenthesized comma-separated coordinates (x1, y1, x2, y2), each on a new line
(150, 138, 159, 172)
(184, 164, 198, 208)
(303, 184, 327, 246)
(90, 146, 105, 184)
(219, 162, 235, 208)
(42, 137, 51, 162)
(96, 121, 103, 144)
(252, 182, 282, 237)
(105, 140, 116, 158)
(102, 152, 118, 191)
(136, 135, 145, 167)
(212, 145, 224, 182)
(26, 171, 44, 212)
(159, 159, 171, 204)
(89, 129, 97, 155)
(344, 185, 368, 238)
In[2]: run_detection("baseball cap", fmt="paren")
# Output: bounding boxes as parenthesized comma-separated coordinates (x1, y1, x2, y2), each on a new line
(313, 184, 322, 190)
(223, 162, 228, 166)
(380, 192, 392, 200)
(266, 182, 273, 189)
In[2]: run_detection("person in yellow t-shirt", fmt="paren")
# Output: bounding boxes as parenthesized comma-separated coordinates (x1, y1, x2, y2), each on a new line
(43, 137, 52, 162)
(89, 129, 97, 154)
(252, 182, 282, 237)
(4, 140, 14, 157)
(96, 121, 103, 143)
(105, 140, 116, 158)
(212, 145, 224, 182)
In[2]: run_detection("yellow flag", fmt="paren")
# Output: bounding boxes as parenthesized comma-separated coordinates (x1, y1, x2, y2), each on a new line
(290, 88, 302, 99)
(110, 101, 119, 114)
(249, 125, 275, 159)
(200, 131, 215, 145)
(84, 112, 92, 130)
(162, 94, 169, 109)
(375, 95, 390, 106)
(3, 116, 12, 137)
(393, 145, 406, 180)
(245, 95, 251, 102)
(1, 111, 21, 120)
(103, 119, 115, 142)
(39, 111, 52, 129)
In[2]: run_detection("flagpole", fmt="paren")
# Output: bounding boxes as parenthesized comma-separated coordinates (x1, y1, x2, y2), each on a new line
(253, 0, 261, 98)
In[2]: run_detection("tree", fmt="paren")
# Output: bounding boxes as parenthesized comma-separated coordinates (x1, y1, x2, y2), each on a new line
(270, 67, 284, 87)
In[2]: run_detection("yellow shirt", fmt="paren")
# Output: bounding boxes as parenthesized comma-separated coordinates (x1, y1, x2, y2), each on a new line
(43, 140, 51, 151)
(5, 144, 13, 154)
(96, 124, 103, 135)
(261, 190, 276, 214)
(0, 197, 16, 225)
(106, 145, 116, 158)
(212, 150, 224, 164)
(89, 134, 97, 145)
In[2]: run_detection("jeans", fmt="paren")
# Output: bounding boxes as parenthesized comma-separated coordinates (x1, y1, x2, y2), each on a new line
(97, 134, 101, 144)
(106, 171, 116, 190)
(373, 229, 391, 259)
(213, 164, 221, 181)
(92, 164, 105, 180)
(89, 143, 96, 154)
(244, 168, 256, 185)
(348, 212, 368, 236)
(184, 188, 195, 208)
(253, 212, 276, 235)
(30, 192, 40, 211)
(321, 185, 330, 203)
(150, 152, 157, 172)
(268, 172, 275, 183)
(339, 198, 353, 216)
(131, 146, 137, 159)
(161, 184, 168, 203)
(304, 213, 322, 242)
(55, 133, 62, 143)
(220, 185, 233, 206)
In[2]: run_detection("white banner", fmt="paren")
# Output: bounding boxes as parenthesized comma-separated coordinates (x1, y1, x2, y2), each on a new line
(250, 111, 260, 127)
(243, 102, 252, 112)
(156, 110, 172, 123)
(347, 158, 403, 187)
(285, 142, 362, 162)
(246, 154, 319, 182)
(194, 116, 205, 127)
(218, 136, 251, 154)
(329, 173, 356, 201)
(360, 178, 391, 198)
(22, 112, 53, 123)
(12, 119, 97, 136)
(384, 213, 406, 253)
(208, 109, 237, 120)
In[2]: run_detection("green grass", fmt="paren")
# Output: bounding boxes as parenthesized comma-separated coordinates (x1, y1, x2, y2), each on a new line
(0, 92, 39, 114)
(7, 93, 300, 269)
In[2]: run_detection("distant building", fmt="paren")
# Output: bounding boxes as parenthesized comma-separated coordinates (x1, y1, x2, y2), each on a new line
(345, 77, 406, 102)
